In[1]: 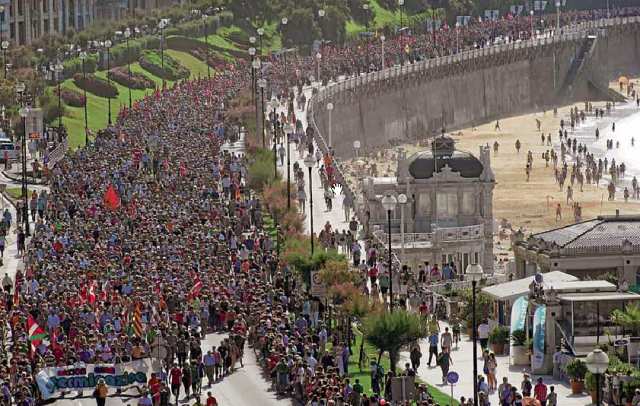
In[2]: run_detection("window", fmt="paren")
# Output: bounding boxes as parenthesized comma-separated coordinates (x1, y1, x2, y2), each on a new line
(463, 253, 469, 271)
(462, 191, 475, 215)
(474, 252, 480, 264)
(437, 192, 458, 218)
(417, 193, 430, 215)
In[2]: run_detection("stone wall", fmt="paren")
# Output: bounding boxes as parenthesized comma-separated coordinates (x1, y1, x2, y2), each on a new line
(310, 18, 640, 160)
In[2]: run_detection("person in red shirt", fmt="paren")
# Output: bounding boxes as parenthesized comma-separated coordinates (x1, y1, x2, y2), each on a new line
(169, 364, 182, 403)
(534, 377, 548, 406)
(148, 373, 162, 406)
(206, 392, 218, 406)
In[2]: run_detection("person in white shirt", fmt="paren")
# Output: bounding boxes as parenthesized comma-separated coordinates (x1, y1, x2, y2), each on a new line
(478, 321, 490, 351)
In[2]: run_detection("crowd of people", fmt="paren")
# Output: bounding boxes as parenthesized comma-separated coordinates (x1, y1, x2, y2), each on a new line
(1, 6, 640, 406)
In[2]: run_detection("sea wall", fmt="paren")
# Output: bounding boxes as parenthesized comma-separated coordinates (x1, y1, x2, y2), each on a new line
(309, 17, 640, 159)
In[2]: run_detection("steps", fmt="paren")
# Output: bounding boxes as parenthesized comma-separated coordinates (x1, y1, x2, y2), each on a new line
(558, 35, 598, 99)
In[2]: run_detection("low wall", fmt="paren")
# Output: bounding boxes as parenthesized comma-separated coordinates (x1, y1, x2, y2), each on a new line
(309, 17, 640, 160)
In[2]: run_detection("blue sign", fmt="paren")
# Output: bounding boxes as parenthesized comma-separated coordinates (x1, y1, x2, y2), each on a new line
(446, 371, 459, 385)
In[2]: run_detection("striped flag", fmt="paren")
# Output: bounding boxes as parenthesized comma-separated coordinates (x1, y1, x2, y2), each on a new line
(27, 315, 48, 357)
(132, 303, 144, 337)
(188, 278, 203, 301)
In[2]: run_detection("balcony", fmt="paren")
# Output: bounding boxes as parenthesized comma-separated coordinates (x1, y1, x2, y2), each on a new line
(373, 224, 485, 250)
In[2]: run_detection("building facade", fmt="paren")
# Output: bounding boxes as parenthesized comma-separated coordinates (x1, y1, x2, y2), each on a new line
(0, 0, 96, 45)
(363, 136, 495, 272)
(512, 213, 640, 285)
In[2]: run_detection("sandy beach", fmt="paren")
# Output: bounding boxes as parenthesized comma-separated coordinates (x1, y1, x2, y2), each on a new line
(343, 81, 640, 239)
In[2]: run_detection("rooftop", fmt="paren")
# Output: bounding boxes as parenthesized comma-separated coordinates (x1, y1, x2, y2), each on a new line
(529, 215, 640, 250)
(482, 271, 578, 301)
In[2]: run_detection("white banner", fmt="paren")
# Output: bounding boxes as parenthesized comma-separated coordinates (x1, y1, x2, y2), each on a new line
(36, 360, 152, 400)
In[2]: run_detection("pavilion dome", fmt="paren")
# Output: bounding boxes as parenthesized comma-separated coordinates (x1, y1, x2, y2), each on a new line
(406, 136, 484, 179)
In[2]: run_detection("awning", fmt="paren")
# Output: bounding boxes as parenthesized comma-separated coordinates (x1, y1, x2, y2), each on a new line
(558, 292, 640, 302)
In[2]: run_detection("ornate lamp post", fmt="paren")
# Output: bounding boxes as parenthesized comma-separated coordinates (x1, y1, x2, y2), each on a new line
(304, 154, 316, 255)
(16, 82, 30, 236)
(124, 27, 132, 109)
(79, 51, 89, 145)
(586, 349, 609, 406)
(158, 19, 168, 84)
(326, 102, 333, 148)
(398, 0, 405, 63)
(530, 10, 535, 39)
(466, 263, 484, 406)
(1, 40, 7, 79)
(363, 3, 370, 32)
(269, 99, 279, 178)
(281, 17, 288, 87)
(104, 40, 112, 126)
(398, 193, 407, 258)
(249, 46, 256, 102)
(257, 77, 266, 148)
(257, 27, 264, 57)
(53, 63, 64, 131)
(202, 14, 210, 79)
(284, 123, 293, 209)
(381, 194, 397, 311)
(315, 52, 322, 84)
(381, 35, 386, 70)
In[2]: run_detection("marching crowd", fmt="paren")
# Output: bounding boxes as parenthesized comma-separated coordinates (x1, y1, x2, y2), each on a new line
(0, 6, 640, 406)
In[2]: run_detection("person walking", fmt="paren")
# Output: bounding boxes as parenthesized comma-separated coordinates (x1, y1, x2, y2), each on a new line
(343, 192, 353, 223)
(410, 346, 422, 372)
(478, 320, 490, 351)
(534, 377, 548, 406)
(93, 379, 108, 406)
(437, 348, 452, 384)
(427, 331, 438, 366)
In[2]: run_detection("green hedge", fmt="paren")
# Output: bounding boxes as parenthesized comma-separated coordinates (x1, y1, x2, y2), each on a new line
(108, 67, 155, 89)
(73, 73, 119, 98)
(139, 50, 190, 81)
(166, 35, 246, 59)
(63, 54, 98, 79)
(57, 87, 86, 107)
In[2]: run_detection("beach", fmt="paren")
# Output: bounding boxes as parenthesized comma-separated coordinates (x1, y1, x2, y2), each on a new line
(343, 81, 640, 239)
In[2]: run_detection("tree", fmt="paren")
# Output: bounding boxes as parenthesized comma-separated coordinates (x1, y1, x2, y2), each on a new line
(612, 303, 640, 336)
(363, 310, 428, 373)
(281, 8, 319, 49)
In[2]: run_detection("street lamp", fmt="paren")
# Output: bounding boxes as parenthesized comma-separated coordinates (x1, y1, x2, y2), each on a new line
(315, 52, 322, 84)
(304, 154, 316, 255)
(318, 8, 325, 18)
(79, 51, 89, 145)
(381, 194, 397, 310)
(202, 14, 210, 79)
(257, 77, 266, 148)
(326, 102, 333, 148)
(398, 193, 407, 259)
(398, 0, 405, 64)
(158, 19, 168, 84)
(16, 82, 30, 237)
(381, 35, 386, 70)
(257, 27, 264, 56)
(284, 123, 293, 210)
(363, 3, 370, 32)
(455, 22, 460, 53)
(124, 27, 132, 109)
(269, 99, 279, 178)
(53, 63, 64, 131)
(281, 17, 288, 88)
(466, 263, 484, 406)
(555, 1, 561, 33)
(249, 47, 256, 102)
(530, 10, 535, 39)
(586, 349, 609, 406)
(104, 40, 112, 126)
(1, 40, 7, 79)
(0, 6, 5, 44)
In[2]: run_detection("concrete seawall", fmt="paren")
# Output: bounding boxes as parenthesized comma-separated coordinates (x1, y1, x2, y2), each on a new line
(309, 17, 640, 160)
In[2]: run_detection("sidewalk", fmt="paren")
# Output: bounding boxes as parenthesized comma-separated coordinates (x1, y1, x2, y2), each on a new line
(399, 320, 590, 406)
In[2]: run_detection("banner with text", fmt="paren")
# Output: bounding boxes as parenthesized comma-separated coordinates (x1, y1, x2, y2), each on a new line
(36, 361, 150, 400)
(532, 305, 547, 370)
(510, 296, 528, 333)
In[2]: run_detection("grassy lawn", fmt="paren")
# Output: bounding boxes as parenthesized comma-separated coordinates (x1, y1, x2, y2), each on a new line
(165, 50, 211, 79)
(6, 187, 35, 200)
(351, 330, 457, 405)
(58, 50, 210, 149)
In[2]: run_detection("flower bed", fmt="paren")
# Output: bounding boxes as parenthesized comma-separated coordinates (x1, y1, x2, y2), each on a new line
(139, 50, 190, 81)
(56, 88, 86, 107)
(107, 67, 155, 89)
(73, 73, 118, 98)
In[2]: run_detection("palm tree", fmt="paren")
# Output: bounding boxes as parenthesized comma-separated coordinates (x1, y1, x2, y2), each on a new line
(612, 303, 640, 336)
(363, 309, 428, 373)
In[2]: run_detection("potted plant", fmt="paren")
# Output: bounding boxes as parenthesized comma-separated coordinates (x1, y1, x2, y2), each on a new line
(510, 329, 529, 366)
(489, 325, 509, 355)
(586, 371, 598, 403)
(613, 304, 640, 357)
(566, 358, 588, 394)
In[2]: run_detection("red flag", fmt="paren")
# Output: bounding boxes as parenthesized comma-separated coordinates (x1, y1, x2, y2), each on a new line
(188, 279, 203, 300)
(88, 282, 96, 305)
(103, 185, 121, 210)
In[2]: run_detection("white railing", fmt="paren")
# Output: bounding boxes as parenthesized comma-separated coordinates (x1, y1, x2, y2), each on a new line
(373, 224, 485, 248)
